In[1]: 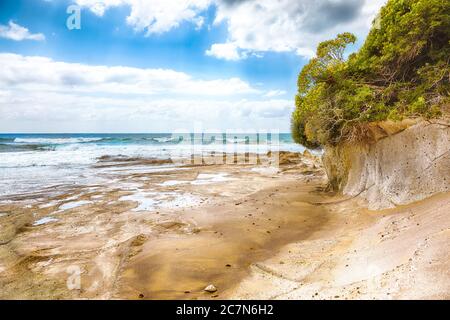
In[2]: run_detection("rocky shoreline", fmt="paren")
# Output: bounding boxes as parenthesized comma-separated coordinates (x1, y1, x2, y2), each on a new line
(0, 148, 448, 300)
(0, 151, 326, 299)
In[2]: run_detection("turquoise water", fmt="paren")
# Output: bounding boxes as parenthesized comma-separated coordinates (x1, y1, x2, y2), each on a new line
(0, 133, 297, 153)
(0, 132, 303, 168)
(0, 133, 304, 197)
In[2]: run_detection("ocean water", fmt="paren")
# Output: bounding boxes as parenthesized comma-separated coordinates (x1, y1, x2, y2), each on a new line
(0, 133, 304, 198)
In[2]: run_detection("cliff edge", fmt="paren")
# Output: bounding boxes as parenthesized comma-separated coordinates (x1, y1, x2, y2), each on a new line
(323, 119, 450, 210)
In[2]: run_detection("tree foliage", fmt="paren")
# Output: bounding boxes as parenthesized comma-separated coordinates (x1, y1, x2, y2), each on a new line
(291, 0, 450, 148)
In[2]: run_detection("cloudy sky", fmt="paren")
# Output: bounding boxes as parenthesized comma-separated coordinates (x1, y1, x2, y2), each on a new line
(0, 0, 386, 133)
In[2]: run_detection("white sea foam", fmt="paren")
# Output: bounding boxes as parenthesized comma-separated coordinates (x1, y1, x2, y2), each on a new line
(0, 142, 303, 169)
(226, 138, 248, 143)
(153, 137, 179, 143)
(0, 134, 305, 198)
(14, 137, 103, 144)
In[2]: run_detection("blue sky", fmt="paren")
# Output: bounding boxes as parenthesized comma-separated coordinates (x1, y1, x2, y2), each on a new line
(0, 0, 385, 133)
(0, 0, 299, 87)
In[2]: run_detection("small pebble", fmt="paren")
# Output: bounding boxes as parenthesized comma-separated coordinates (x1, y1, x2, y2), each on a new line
(204, 284, 217, 293)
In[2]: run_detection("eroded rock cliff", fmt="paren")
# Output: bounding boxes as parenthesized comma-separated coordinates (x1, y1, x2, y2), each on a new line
(322, 119, 450, 210)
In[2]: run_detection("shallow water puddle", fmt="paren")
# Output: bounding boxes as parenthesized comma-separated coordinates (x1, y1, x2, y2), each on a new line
(120, 191, 201, 212)
(64, 194, 82, 201)
(58, 200, 93, 211)
(120, 193, 159, 211)
(250, 166, 280, 176)
(39, 200, 61, 209)
(158, 193, 201, 209)
(191, 173, 234, 185)
(158, 180, 190, 187)
(33, 217, 59, 226)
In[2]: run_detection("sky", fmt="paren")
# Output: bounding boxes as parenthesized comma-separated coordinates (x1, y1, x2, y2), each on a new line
(0, 0, 386, 133)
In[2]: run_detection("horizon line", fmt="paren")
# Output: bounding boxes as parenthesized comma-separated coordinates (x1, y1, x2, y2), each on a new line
(0, 132, 292, 135)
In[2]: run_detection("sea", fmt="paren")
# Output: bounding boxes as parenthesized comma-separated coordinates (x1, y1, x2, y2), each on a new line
(0, 133, 305, 198)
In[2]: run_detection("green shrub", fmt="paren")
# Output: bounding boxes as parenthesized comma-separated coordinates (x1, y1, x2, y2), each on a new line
(291, 0, 450, 147)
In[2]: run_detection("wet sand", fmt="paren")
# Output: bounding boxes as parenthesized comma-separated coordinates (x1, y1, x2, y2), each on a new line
(1, 151, 448, 300)
(0, 151, 328, 299)
(117, 180, 329, 299)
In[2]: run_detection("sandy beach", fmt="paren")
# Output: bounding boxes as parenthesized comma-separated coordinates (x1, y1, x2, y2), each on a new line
(0, 0, 448, 305)
(229, 192, 450, 300)
(1, 150, 448, 300)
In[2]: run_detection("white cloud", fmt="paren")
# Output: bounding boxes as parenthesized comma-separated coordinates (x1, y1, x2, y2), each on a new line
(76, 0, 387, 60)
(0, 53, 258, 96)
(76, 0, 211, 34)
(0, 21, 45, 41)
(0, 53, 293, 132)
(0, 89, 293, 132)
(236, 99, 293, 118)
(75, 0, 127, 16)
(205, 42, 242, 61)
(263, 90, 287, 98)
(208, 0, 387, 60)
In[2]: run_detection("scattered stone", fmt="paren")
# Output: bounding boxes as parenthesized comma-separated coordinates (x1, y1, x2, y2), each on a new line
(131, 234, 147, 247)
(158, 221, 186, 230)
(225, 264, 232, 267)
(138, 293, 144, 299)
(204, 284, 217, 293)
